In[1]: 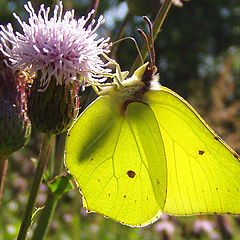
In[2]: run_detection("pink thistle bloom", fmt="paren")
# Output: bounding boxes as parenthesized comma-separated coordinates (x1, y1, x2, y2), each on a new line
(193, 219, 221, 240)
(0, 1, 111, 91)
(172, 0, 184, 7)
(161, 0, 186, 7)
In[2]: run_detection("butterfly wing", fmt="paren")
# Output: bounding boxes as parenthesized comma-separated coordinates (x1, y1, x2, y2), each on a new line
(65, 96, 167, 227)
(143, 87, 240, 215)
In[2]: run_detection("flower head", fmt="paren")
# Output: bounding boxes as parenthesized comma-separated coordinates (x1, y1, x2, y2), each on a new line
(0, 1, 111, 91)
(193, 219, 221, 240)
(172, 0, 183, 7)
(161, 0, 187, 7)
(172, 0, 189, 7)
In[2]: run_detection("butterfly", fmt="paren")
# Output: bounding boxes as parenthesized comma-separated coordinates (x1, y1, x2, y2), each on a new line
(65, 18, 240, 227)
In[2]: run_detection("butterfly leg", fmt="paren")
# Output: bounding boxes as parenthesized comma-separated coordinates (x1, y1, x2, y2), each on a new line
(101, 53, 129, 87)
(90, 82, 118, 95)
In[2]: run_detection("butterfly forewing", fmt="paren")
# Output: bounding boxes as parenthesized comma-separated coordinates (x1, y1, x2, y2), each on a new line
(65, 97, 167, 227)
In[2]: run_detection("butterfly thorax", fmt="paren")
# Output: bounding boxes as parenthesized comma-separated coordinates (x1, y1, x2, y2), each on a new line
(100, 62, 160, 115)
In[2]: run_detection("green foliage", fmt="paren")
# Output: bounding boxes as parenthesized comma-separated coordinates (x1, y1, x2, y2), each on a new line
(48, 175, 73, 196)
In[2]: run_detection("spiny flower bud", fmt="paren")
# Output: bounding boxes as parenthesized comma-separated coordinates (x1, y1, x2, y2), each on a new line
(28, 72, 79, 135)
(0, 54, 31, 159)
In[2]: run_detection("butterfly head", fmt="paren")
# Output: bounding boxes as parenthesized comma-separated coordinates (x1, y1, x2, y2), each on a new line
(98, 16, 160, 113)
(140, 62, 159, 90)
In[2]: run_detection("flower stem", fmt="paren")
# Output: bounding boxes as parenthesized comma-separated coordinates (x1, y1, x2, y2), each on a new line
(0, 158, 8, 206)
(32, 174, 72, 240)
(87, 0, 99, 20)
(111, 11, 133, 59)
(53, 133, 67, 176)
(130, 0, 173, 74)
(31, 193, 58, 240)
(32, 133, 67, 239)
(17, 134, 54, 240)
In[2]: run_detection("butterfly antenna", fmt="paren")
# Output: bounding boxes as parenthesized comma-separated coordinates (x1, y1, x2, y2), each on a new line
(143, 16, 155, 67)
(112, 37, 144, 64)
(137, 28, 153, 67)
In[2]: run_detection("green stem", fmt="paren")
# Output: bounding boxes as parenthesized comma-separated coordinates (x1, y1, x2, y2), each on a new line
(86, 0, 100, 26)
(0, 157, 8, 206)
(53, 133, 67, 176)
(110, 11, 133, 59)
(130, 0, 173, 74)
(32, 132, 67, 240)
(17, 134, 54, 240)
(32, 174, 72, 240)
(31, 193, 58, 240)
(48, 137, 56, 178)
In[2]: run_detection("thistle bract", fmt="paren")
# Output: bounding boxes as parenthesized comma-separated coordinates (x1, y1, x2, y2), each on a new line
(28, 72, 79, 135)
(0, 54, 31, 159)
(0, 99, 31, 158)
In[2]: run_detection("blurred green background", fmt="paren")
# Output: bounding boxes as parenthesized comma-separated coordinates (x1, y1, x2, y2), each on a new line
(0, 0, 240, 239)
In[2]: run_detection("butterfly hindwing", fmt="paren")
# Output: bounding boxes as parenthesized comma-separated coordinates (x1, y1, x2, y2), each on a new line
(144, 87, 240, 215)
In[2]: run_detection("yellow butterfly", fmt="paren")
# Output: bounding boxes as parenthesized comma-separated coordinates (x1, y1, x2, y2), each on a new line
(65, 19, 240, 227)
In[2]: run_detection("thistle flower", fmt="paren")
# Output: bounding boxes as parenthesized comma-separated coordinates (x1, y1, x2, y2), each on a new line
(0, 1, 111, 90)
(154, 215, 175, 240)
(0, 1, 111, 135)
(160, 0, 188, 7)
(172, 0, 184, 7)
(193, 219, 221, 240)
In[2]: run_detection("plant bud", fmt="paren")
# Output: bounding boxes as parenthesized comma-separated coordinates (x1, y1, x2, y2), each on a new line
(0, 99, 31, 158)
(0, 55, 31, 159)
(28, 71, 79, 135)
